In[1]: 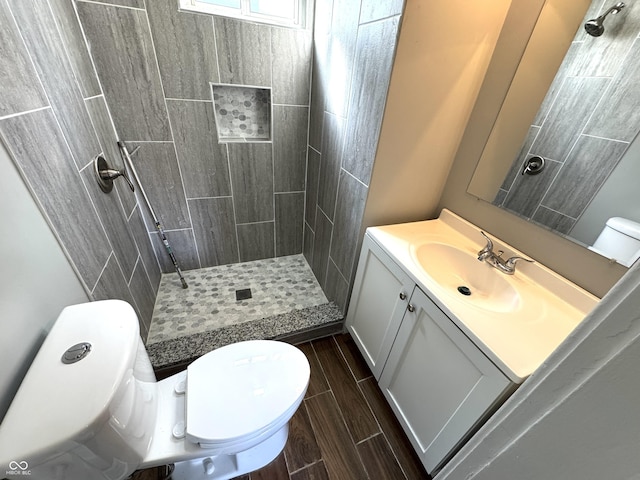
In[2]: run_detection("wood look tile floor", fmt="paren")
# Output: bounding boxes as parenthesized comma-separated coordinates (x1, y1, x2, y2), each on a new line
(131, 333, 431, 480)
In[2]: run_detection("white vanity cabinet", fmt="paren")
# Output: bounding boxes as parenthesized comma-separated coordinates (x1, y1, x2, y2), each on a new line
(346, 232, 515, 473)
(345, 234, 415, 379)
(378, 286, 513, 472)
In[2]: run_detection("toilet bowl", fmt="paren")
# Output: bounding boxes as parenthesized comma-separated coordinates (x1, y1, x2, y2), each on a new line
(0, 300, 310, 480)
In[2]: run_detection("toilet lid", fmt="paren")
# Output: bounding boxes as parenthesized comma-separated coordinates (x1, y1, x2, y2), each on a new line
(186, 340, 310, 446)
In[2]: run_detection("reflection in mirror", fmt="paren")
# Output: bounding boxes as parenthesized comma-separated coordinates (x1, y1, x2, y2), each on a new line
(469, 0, 640, 268)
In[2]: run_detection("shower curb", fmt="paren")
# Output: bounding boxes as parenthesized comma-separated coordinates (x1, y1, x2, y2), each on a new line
(146, 302, 344, 370)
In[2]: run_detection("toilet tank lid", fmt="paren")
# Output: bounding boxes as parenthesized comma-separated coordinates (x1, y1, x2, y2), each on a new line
(606, 217, 640, 239)
(0, 300, 140, 463)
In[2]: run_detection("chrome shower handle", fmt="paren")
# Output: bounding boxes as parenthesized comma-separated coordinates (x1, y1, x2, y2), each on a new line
(100, 168, 135, 191)
(93, 154, 135, 193)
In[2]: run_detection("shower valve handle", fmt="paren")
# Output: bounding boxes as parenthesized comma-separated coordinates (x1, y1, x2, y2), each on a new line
(93, 154, 135, 193)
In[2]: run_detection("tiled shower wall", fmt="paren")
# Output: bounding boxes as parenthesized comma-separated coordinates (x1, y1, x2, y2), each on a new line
(76, 0, 312, 271)
(304, 0, 404, 311)
(0, 0, 160, 337)
(495, 0, 640, 238)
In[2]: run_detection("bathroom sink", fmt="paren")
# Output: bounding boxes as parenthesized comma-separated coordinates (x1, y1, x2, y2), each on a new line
(411, 243, 521, 313)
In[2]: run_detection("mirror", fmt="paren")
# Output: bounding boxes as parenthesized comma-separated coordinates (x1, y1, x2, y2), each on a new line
(467, 0, 640, 267)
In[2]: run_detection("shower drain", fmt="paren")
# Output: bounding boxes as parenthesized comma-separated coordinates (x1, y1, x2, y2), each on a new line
(235, 288, 252, 301)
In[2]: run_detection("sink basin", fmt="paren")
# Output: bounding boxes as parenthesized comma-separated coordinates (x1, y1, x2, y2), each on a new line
(411, 243, 521, 313)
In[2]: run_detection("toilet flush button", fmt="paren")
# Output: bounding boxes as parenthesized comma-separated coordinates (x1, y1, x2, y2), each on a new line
(172, 421, 185, 439)
(203, 458, 215, 475)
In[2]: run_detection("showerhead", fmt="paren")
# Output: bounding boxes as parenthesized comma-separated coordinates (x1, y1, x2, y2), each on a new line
(584, 2, 626, 37)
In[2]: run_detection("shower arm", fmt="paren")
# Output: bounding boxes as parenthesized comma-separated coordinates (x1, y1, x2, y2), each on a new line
(598, 2, 625, 20)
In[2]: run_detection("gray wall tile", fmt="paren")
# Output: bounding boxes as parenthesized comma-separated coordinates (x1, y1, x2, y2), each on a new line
(534, 42, 582, 126)
(305, 147, 320, 229)
(215, 18, 272, 86)
(82, 0, 145, 8)
(129, 206, 162, 294)
(0, 109, 111, 288)
(342, 16, 400, 186)
(317, 112, 345, 220)
(11, 0, 101, 169)
(531, 76, 610, 161)
(303, 222, 315, 265)
(308, 60, 326, 151)
(271, 27, 312, 105)
(585, 39, 640, 142)
(237, 222, 275, 262)
(151, 229, 200, 273)
(325, 0, 360, 117)
(78, 2, 171, 141)
(273, 106, 309, 192)
(359, 0, 404, 24)
(85, 95, 137, 215)
(311, 207, 333, 288)
(532, 207, 576, 235)
(167, 100, 231, 198)
(146, 0, 220, 100)
(80, 164, 139, 280)
(541, 135, 629, 217)
(325, 259, 349, 313)
(92, 253, 139, 323)
(329, 170, 368, 279)
(0, 2, 48, 117)
(188, 197, 239, 267)
(275, 192, 304, 257)
(502, 159, 562, 219)
(228, 143, 274, 223)
(129, 260, 156, 336)
(48, 0, 101, 98)
(129, 142, 191, 230)
(493, 188, 508, 207)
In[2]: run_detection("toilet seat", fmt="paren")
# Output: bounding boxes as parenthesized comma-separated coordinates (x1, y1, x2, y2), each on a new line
(185, 340, 310, 450)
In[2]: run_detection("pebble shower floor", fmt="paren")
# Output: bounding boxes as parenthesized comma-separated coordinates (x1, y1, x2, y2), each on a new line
(146, 255, 328, 344)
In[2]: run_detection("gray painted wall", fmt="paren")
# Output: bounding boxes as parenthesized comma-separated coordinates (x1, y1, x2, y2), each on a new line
(76, 0, 313, 270)
(304, 0, 404, 312)
(0, 140, 88, 422)
(0, 0, 161, 338)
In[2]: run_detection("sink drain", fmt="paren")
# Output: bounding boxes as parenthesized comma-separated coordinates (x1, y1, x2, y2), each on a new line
(457, 286, 472, 296)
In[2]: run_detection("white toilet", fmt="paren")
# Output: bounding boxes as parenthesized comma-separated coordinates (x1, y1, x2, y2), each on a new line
(588, 217, 640, 267)
(0, 300, 310, 480)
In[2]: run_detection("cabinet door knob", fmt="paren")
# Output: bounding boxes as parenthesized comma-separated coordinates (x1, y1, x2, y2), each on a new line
(399, 292, 407, 300)
(407, 304, 415, 312)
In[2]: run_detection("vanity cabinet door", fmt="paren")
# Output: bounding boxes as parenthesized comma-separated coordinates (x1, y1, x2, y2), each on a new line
(345, 234, 415, 379)
(379, 287, 512, 474)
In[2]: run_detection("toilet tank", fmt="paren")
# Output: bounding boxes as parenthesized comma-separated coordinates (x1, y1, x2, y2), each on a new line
(0, 300, 157, 480)
(591, 217, 640, 267)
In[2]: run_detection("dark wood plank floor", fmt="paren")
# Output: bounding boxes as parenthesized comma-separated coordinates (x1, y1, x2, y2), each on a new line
(130, 333, 431, 480)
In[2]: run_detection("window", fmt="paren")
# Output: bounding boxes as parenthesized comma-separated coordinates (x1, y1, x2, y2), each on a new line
(179, 0, 307, 28)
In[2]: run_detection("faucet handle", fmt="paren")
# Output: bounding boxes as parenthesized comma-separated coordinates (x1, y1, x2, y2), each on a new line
(478, 231, 493, 252)
(505, 256, 534, 268)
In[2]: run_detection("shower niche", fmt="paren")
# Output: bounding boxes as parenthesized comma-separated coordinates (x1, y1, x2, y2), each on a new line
(211, 84, 272, 143)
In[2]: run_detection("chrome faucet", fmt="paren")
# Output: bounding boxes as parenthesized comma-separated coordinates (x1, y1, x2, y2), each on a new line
(477, 231, 533, 275)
